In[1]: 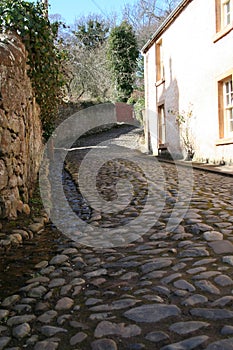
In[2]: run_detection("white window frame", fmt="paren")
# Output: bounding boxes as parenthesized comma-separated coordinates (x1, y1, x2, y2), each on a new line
(224, 78, 233, 137)
(221, 0, 233, 28)
(156, 40, 164, 82)
(158, 105, 166, 145)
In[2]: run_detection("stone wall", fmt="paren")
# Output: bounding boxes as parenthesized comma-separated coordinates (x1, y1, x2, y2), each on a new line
(0, 33, 43, 219)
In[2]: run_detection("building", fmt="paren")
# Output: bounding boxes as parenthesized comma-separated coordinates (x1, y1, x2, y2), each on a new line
(142, 0, 233, 164)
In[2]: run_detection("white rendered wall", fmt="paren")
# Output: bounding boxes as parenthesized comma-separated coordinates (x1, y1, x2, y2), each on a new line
(144, 0, 233, 163)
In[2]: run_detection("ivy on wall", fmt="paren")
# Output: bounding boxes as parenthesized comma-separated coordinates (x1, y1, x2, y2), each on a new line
(0, 0, 64, 139)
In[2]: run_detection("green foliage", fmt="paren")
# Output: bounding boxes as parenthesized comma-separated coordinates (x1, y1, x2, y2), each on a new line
(0, 0, 65, 139)
(74, 19, 109, 48)
(128, 95, 145, 125)
(107, 21, 139, 102)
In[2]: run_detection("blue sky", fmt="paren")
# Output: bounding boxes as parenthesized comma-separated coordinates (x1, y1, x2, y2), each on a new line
(29, 0, 166, 25)
(42, 0, 135, 24)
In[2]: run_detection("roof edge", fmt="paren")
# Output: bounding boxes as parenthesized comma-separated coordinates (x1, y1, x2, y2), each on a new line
(141, 0, 192, 54)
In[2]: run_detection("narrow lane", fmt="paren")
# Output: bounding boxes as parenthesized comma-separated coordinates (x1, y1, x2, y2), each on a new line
(0, 126, 233, 350)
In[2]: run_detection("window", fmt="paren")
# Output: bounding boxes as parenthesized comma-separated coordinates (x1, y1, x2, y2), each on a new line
(224, 79, 233, 135)
(158, 105, 166, 145)
(215, 0, 233, 39)
(156, 39, 164, 82)
(222, 0, 231, 26)
(218, 76, 233, 140)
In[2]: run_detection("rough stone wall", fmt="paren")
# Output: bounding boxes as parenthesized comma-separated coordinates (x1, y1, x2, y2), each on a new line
(0, 33, 43, 219)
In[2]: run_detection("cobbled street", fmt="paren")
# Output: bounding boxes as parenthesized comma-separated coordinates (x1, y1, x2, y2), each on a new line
(1, 125, 233, 350)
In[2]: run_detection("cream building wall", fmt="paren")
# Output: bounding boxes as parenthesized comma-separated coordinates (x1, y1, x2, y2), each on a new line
(143, 0, 233, 163)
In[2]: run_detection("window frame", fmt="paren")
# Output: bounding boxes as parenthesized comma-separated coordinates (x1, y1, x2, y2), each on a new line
(224, 79, 233, 136)
(158, 104, 166, 146)
(155, 39, 164, 84)
(214, 0, 233, 42)
(217, 74, 233, 144)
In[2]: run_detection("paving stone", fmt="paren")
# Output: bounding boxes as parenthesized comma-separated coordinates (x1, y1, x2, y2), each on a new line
(91, 338, 118, 350)
(222, 256, 233, 266)
(194, 280, 220, 294)
(174, 289, 189, 297)
(214, 274, 233, 286)
(57, 314, 72, 326)
(84, 269, 107, 278)
(141, 270, 167, 279)
(162, 273, 182, 284)
(48, 278, 66, 288)
(221, 325, 233, 335)
(62, 248, 78, 255)
(141, 259, 173, 273)
(190, 308, 233, 319)
(28, 222, 44, 233)
(70, 332, 88, 345)
(124, 304, 181, 322)
(203, 231, 223, 241)
(28, 286, 47, 298)
(172, 262, 187, 271)
(178, 248, 209, 258)
(192, 258, 216, 266)
(145, 331, 169, 342)
(173, 279, 196, 292)
(142, 294, 164, 302)
(0, 337, 11, 350)
(3, 131, 233, 350)
(85, 298, 103, 306)
(120, 272, 139, 280)
(205, 338, 233, 350)
(34, 340, 59, 350)
(89, 298, 140, 312)
(181, 294, 208, 306)
(111, 299, 140, 310)
(12, 323, 31, 339)
(70, 277, 85, 286)
(211, 296, 233, 307)
(208, 240, 233, 254)
(37, 310, 58, 324)
(191, 223, 213, 233)
(1, 295, 20, 308)
(20, 282, 40, 293)
(40, 326, 67, 337)
(94, 321, 141, 338)
(192, 271, 221, 279)
(7, 315, 36, 327)
(89, 313, 113, 321)
(60, 284, 72, 295)
(49, 255, 69, 265)
(26, 276, 49, 284)
(160, 335, 209, 350)
(169, 321, 210, 335)
(187, 267, 207, 274)
(55, 297, 74, 311)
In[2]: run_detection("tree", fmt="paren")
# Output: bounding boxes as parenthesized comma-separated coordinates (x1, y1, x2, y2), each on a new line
(74, 19, 109, 48)
(41, 0, 48, 18)
(61, 15, 112, 101)
(122, 0, 182, 47)
(62, 38, 112, 101)
(107, 21, 138, 102)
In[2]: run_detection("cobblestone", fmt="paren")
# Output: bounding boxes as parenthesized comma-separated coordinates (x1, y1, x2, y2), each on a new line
(0, 126, 233, 349)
